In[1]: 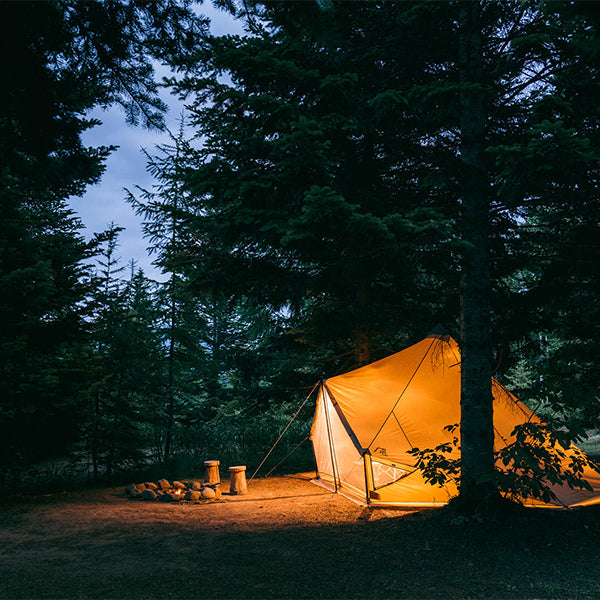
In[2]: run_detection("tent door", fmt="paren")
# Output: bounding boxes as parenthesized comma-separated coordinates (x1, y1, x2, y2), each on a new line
(365, 453, 412, 501)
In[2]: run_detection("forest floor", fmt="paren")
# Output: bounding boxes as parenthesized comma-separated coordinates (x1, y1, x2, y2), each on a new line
(1, 472, 600, 599)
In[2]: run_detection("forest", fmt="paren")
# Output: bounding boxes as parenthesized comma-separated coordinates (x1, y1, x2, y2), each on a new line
(1, 0, 600, 512)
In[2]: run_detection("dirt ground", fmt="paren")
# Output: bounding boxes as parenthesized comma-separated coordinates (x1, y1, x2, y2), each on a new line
(0, 473, 412, 599)
(3, 473, 600, 599)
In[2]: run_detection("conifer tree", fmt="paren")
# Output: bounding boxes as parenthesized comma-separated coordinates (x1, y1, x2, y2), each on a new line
(0, 0, 203, 471)
(127, 122, 207, 461)
(87, 228, 164, 478)
(128, 120, 284, 459)
(496, 1, 600, 438)
(171, 1, 457, 379)
(168, 0, 600, 509)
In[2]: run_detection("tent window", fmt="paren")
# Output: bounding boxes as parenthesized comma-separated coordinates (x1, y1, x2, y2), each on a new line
(371, 460, 408, 489)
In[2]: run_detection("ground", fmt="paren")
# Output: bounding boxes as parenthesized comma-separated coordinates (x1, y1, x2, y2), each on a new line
(2, 473, 600, 599)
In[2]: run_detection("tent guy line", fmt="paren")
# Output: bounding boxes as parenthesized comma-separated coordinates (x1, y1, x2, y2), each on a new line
(249, 380, 320, 483)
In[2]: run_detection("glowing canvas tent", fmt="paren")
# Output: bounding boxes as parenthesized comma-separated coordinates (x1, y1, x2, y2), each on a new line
(310, 332, 600, 508)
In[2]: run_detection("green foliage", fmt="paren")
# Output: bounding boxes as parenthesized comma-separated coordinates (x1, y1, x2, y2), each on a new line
(410, 421, 600, 506)
(84, 229, 165, 478)
(497, 422, 598, 505)
(0, 0, 203, 474)
(170, 1, 459, 381)
(126, 120, 295, 463)
(0, 192, 95, 469)
(408, 424, 461, 488)
(489, 2, 600, 438)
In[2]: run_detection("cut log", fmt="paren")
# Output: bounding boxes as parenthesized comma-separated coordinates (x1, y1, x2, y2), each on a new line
(204, 460, 220, 485)
(229, 466, 247, 495)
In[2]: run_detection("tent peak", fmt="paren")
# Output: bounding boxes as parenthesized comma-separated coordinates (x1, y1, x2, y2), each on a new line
(426, 323, 450, 339)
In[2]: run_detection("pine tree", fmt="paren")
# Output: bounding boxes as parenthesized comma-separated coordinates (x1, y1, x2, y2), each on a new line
(86, 229, 164, 478)
(127, 119, 284, 460)
(171, 1, 457, 380)
(127, 121, 207, 461)
(0, 0, 203, 472)
(496, 1, 600, 439)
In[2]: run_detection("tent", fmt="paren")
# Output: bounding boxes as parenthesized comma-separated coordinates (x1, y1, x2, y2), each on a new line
(310, 332, 600, 508)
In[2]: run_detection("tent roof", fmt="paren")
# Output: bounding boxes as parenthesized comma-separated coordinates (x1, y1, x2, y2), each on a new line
(325, 334, 530, 465)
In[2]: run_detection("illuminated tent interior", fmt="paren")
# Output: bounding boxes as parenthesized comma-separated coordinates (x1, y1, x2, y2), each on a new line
(310, 332, 600, 508)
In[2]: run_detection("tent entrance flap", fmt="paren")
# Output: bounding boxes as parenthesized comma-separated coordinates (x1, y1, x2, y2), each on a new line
(310, 384, 367, 501)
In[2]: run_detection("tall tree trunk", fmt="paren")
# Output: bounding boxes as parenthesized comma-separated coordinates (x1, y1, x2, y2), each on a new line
(458, 1, 497, 509)
(164, 184, 179, 463)
(92, 393, 100, 480)
(164, 276, 177, 462)
(354, 281, 372, 367)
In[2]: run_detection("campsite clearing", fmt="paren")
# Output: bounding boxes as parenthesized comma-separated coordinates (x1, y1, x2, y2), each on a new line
(1, 473, 600, 599)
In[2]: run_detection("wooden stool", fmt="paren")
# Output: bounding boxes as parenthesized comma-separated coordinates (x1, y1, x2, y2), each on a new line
(204, 460, 220, 485)
(229, 465, 247, 495)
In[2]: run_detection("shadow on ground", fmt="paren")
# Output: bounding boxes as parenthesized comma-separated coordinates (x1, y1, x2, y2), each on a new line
(1, 474, 599, 599)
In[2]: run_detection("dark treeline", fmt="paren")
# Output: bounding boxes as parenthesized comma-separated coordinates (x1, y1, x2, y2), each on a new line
(1, 1, 599, 503)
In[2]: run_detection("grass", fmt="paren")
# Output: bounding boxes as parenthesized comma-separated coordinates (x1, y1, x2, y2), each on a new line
(209, 510, 600, 599)
(1, 479, 600, 600)
(578, 431, 600, 460)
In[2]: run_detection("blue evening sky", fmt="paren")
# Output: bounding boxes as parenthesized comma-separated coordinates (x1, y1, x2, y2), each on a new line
(70, 3, 245, 281)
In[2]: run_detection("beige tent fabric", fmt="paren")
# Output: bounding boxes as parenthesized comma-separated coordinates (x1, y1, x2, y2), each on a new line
(310, 333, 600, 508)
(311, 386, 366, 500)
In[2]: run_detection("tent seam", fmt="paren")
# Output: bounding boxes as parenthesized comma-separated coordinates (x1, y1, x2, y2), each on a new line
(323, 382, 365, 455)
(367, 335, 439, 451)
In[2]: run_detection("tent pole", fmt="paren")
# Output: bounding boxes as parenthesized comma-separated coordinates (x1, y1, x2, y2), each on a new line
(323, 385, 340, 492)
(363, 451, 371, 505)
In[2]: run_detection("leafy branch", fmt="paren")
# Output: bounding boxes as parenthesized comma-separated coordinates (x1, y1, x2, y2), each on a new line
(409, 422, 600, 505)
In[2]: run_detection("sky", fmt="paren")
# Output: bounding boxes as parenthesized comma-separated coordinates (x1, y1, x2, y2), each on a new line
(69, 3, 245, 282)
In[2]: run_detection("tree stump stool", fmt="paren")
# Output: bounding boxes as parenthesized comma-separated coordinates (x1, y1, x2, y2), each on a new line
(204, 460, 220, 485)
(229, 465, 247, 495)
